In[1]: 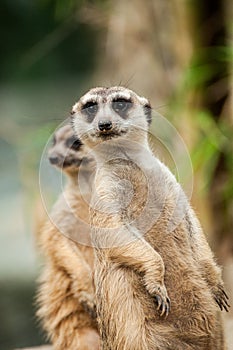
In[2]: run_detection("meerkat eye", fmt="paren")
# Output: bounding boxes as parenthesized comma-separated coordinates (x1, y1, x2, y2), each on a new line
(71, 139, 82, 150)
(66, 136, 82, 150)
(112, 98, 132, 117)
(82, 101, 98, 122)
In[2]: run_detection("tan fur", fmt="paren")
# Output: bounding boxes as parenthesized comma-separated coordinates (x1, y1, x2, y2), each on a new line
(71, 87, 229, 350)
(15, 347, 53, 350)
(36, 125, 99, 350)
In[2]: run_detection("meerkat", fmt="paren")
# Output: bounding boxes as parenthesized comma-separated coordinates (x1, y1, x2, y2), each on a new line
(36, 124, 99, 350)
(71, 86, 229, 350)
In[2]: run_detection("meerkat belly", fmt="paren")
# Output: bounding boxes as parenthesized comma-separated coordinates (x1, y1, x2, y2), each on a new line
(94, 258, 174, 350)
(95, 255, 216, 350)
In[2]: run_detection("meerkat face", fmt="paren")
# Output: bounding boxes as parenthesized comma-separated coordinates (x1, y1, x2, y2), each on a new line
(71, 86, 152, 149)
(48, 124, 94, 174)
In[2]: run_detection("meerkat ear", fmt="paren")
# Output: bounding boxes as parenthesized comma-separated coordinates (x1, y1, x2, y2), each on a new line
(70, 102, 79, 115)
(144, 103, 152, 125)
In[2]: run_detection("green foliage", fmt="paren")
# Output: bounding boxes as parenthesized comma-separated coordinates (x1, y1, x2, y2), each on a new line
(39, 0, 110, 19)
(39, 0, 85, 19)
(182, 45, 232, 92)
(170, 41, 233, 198)
(0, 0, 99, 83)
(184, 63, 216, 89)
(213, 46, 233, 63)
(191, 110, 233, 193)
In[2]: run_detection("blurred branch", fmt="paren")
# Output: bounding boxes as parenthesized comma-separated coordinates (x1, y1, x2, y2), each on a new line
(78, 4, 109, 26)
(21, 1, 109, 70)
(21, 17, 77, 69)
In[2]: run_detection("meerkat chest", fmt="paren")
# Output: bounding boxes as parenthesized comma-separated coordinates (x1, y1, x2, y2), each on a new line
(93, 158, 150, 219)
(75, 243, 95, 268)
(92, 153, 188, 246)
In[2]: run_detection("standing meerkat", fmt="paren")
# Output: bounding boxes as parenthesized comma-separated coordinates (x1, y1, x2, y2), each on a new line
(71, 87, 229, 350)
(36, 125, 99, 350)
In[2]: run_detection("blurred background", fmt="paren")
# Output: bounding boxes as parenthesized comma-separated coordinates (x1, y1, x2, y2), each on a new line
(0, 0, 232, 349)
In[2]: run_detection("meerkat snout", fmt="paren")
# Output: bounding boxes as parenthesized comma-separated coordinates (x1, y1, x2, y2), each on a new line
(98, 120, 113, 132)
(48, 124, 95, 175)
(49, 155, 59, 165)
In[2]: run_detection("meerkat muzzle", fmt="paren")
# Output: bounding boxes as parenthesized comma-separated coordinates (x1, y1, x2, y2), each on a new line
(98, 120, 113, 132)
(49, 155, 59, 165)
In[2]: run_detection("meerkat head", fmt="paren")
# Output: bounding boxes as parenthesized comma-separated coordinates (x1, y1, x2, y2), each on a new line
(71, 86, 152, 150)
(48, 124, 94, 175)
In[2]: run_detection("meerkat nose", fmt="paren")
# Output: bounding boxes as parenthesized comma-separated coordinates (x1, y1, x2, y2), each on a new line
(49, 155, 59, 165)
(98, 120, 113, 132)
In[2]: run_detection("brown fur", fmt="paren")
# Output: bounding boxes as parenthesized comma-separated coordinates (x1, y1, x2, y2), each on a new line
(72, 87, 229, 349)
(36, 125, 99, 350)
(15, 347, 53, 350)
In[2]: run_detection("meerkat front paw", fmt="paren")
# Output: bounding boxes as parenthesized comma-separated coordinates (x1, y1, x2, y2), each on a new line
(144, 278, 171, 317)
(212, 283, 230, 312)
(152, 285, 171, 317)
(78, 291, 97, 319)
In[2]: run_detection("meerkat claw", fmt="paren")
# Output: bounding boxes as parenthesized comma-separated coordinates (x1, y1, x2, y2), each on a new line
(154, 295, 171, 317)
(165, 297, 171, 317)
(213, 285, 230, 312)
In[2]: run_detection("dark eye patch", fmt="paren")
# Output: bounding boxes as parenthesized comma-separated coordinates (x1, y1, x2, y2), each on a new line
(66, 135, 83, 150)
(144, 103, 152, 124)
(112, 98, 132, 118)
(51, 135, 56, 146)
(81, 101, 98, 122)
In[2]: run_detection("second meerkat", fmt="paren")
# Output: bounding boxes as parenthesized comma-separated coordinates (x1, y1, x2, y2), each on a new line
(71, 87, 229, 350)
(36, 125, 99, 350)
